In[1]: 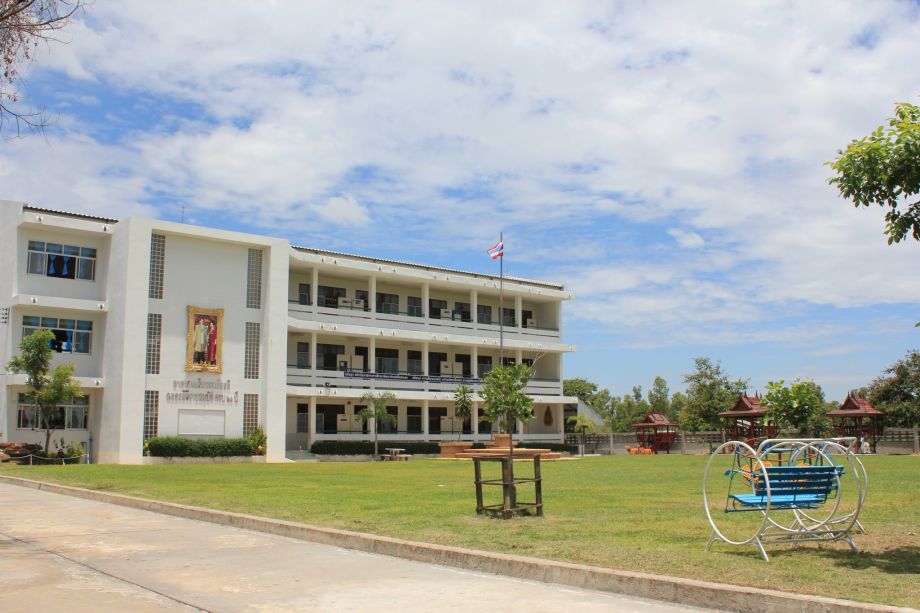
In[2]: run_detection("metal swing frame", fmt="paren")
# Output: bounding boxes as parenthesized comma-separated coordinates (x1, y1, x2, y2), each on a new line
(702, 437, 867, 561)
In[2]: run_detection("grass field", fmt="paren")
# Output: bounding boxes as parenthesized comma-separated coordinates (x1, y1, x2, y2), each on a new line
(2, 455, 918, 607)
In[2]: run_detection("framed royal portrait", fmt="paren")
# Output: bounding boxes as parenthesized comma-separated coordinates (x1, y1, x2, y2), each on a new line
(186, 306, 224, 373)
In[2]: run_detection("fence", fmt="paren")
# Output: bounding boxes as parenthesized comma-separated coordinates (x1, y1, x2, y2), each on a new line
(565, 428, 919, 455)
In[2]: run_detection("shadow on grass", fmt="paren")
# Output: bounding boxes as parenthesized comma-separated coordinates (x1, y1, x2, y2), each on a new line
(768, 545, 920, 574)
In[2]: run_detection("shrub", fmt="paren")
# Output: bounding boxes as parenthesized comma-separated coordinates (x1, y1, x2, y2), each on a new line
(310, 441, 441, 455)
(146, 436, 254, 457)
(248, 426, 267, 456)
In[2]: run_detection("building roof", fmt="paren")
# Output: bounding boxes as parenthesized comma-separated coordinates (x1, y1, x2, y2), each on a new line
(826, 394, 884, 417)
(631, 412, 677, 429)
(718, 394, 767, 418)
(291, 244, 565, 290)
(19, 204, 565, 291)
(23, 205, 119, 225)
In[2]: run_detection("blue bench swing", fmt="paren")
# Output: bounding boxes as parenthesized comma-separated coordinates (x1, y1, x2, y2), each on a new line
(703, 438, 867, 561)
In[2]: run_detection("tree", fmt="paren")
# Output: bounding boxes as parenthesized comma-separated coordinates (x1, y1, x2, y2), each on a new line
(762, 379, 829, 436)
(866, 350, 920, 428)
(1, 0, 84, 134)
(668, 391, 687, 424)
(563, 377, 598, 403)
(608, 386, 650, 431)
(6, 328, 83, 454)
(566, 413, 596, 457)
(828, 101, 920, 244)
(358, 391, 398, 460)
(452, 384, 473, 441)
(647, 376, 670, 415)
(678, 358, 748, 432)
(480, 364, 534, 446)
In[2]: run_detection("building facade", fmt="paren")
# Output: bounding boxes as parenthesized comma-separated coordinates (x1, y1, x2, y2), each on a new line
(0, 202, 576, 463)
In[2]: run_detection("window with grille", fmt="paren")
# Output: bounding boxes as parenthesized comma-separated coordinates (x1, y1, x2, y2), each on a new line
(149, 234, 165, 299)
(145, 313, 162, 374)
(243, 394, 259, 436)
(22, 315, 92, 353)
(244, 322, 260, 379)
(246, 248, 263, 309)
(26, 240, 97, 281)
(143, 390, 159, 441)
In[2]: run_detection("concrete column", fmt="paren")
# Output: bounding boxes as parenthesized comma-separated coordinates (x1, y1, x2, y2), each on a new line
(308, 396, 317, 447)
(369, 276, 377, 314)
(422, 342, 429, 376)
(311, 268, 319, 308)
(422, 400, 429, 437)
(517, 419, 524, 436)
(422, 283, 430, 318)
(514, 295, 523, 328)
(310, 332, 317, 377)
(470, 289, 478, 326)
(556, 301, 563, 334)
(558, 404, 565, 434)
(472, 401, 479, 439)
(471, 344, 478, 378)
(515, 348, 523, 366)
(369, 336, 376, 373)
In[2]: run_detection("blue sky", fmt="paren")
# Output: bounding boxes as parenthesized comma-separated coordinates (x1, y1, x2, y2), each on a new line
(2, 1, 919, 400)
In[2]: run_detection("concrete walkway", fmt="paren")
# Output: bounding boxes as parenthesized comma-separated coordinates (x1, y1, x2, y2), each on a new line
(0, 483, 714, 612)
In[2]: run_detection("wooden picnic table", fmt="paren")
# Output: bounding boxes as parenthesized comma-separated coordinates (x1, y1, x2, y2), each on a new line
(384, 448, 409, 461)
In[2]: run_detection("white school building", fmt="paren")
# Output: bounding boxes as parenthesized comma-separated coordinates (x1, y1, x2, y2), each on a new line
(0, 202, 578, 463)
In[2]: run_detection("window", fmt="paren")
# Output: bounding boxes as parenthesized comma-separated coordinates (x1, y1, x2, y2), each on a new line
(375, 348, 399, 374)
(244, 322, 260, 379)
(22, 315, 92, 354)
(453, 302, 470, 322)
(296, 342, 310, 369)
(316, 344, 345, 370)
(376, 292, 399, 314)
(406, 407, 422, 434)
(355, 289, 369, 311)
(456, 354, 471, 377)
(407, 350, 422, 375)
(18, 394, 88, 430)
(27, 240, 96, 281)
(407, 296, 423, 317)
(477, 355, 493, 377)
(429, 352, 447, 377)
(522, 309, 534, 328)
(149, 234, 165, 299)
(318, 285, 346, 308)
(298, 283, 311, 305)
(146, 313, 162, 374)
(429, 298, 447, 319)
(143, 391, 159, 441)
(502, 307, 516, 327)
(243, 394, 259, 436)
(296, 404, 309, 433)
(246, 249, 263, 309)
(477, 305, 493, 324)
(379, 407, 398, 434)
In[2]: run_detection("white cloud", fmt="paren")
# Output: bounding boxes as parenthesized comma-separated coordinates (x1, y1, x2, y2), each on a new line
(4, 0, 920, 349)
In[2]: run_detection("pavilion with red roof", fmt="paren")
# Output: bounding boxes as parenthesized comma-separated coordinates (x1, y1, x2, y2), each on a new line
(631, 412, 678, 454)
(827, 393, 884, 453)
(718, 394, 778, 442)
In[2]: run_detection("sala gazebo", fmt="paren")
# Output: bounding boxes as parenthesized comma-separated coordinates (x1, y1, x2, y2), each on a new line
(632, 412, 678, 454)
(827, 393, 884, 453)
(719, 394, 777, 442)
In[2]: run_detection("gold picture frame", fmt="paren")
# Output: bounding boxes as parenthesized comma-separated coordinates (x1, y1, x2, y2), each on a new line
(185, 306, 224, 373)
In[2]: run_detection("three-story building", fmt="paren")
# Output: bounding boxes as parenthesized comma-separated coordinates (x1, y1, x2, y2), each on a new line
(0, 202, 576, 463)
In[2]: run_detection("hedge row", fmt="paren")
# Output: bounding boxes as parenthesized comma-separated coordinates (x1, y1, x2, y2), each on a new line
(147, 436, 254, 457)
(309, 440, 571, 455)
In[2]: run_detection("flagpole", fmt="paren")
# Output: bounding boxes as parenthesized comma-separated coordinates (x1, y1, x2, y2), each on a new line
(498, 231, 504, 364)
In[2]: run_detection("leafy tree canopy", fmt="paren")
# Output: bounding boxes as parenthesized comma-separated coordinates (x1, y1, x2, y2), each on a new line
(828, 101, 920, 244)
(866, 350, 920, 428)
(762, 378, 830, 436)
(7, 328, 83, 453)
(678, 357, 747, 432)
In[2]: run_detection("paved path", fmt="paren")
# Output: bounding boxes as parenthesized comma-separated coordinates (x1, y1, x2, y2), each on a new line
(0, 483, 716, 612)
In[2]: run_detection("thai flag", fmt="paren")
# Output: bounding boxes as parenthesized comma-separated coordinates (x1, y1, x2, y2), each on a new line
(486, 239, 504, 260)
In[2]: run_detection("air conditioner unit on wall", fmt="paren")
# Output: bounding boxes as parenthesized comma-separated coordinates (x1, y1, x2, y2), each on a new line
(350, 355, 364, 370)
(526, 318, 536, 328)
(440, 308, 452, 319)
(338, 297, 352, 307)
(352, 298, 365, 309)
(440, 361, 452, 376)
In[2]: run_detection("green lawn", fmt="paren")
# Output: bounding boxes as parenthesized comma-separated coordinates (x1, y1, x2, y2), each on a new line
(2, 455, 918, 607)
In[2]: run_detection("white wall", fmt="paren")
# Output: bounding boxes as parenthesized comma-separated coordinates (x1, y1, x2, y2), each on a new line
(17, 227, 110, 302)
